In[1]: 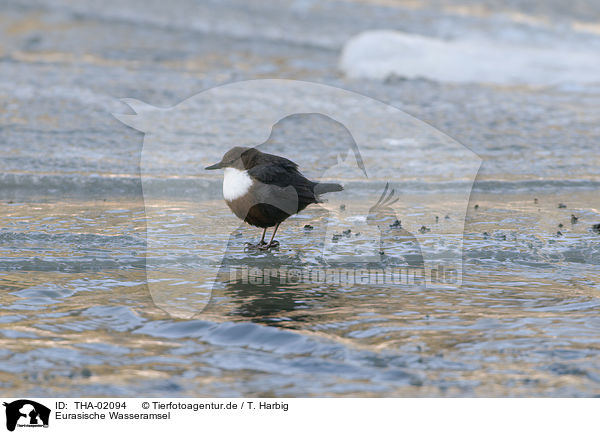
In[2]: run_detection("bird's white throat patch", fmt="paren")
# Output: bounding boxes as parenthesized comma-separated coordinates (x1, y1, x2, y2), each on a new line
(223, 168, 253, 201)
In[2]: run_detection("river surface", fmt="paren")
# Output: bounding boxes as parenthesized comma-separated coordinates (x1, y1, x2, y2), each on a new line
(0, 0, 599, 396)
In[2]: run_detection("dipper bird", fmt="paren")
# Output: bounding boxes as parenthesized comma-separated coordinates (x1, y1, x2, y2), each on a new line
(206, 147, 343, 249)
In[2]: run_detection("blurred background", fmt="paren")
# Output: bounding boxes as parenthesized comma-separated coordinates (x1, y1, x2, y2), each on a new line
(0, 0, 599, 397)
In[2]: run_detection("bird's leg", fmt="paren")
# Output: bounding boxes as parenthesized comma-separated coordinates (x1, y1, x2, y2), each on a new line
(259, 223, 280, 249)
(259, 227, 267, 245)
(245, 227, 268, 249)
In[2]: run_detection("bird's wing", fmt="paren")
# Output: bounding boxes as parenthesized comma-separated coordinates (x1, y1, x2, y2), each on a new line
(252, 182, 299, 216)
(259, 152, 299, 170)
(248, 164, 317, 210)
(248, 164, 294, 186)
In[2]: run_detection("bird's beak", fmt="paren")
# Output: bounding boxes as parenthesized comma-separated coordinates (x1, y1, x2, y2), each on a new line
(205, 161, 223, 170)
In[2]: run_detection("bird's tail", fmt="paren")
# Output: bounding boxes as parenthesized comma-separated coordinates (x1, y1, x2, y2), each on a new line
(314, 182, 343, 195)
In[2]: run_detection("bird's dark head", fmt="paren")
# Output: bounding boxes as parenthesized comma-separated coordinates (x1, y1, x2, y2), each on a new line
(205, 146, 259, 170)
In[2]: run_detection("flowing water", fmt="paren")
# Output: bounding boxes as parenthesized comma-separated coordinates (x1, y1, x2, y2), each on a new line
(1, 0, 599, 397)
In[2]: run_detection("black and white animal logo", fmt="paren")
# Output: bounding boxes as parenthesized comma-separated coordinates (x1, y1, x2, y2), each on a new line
(3, 400, 50, 432)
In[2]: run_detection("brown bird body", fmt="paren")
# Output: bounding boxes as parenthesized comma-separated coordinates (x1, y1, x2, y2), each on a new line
(206, 147, 343, 249)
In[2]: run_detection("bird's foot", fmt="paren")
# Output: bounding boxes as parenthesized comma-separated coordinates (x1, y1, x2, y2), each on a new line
(245, 240, 267, 249)
(258, 240, 280, 250)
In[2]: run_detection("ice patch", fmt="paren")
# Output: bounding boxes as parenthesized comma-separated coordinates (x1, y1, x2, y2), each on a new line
(339, 30, 600, 86)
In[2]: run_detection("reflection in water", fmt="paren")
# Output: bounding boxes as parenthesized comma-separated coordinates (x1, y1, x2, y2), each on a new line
(218, 277, 327, 327)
